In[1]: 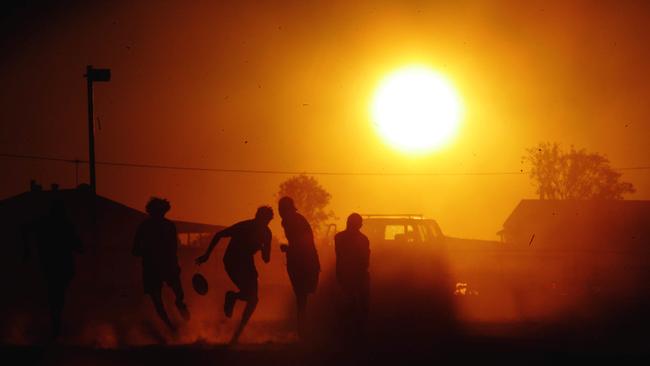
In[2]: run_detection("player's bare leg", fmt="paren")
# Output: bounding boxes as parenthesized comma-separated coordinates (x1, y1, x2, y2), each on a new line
(230, 297, 258, 345)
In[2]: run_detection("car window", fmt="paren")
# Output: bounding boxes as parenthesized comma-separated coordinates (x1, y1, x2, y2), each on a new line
(424, 220, 443, 239)
(403, 224, 429, 242)
(363, 219, 443, 243)
(404, 224, 417, 242)
(415, 224, 429, 241)
(384, 224, 405, 240)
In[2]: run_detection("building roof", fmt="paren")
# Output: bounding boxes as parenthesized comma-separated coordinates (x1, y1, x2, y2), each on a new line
(0, 187, 223, 246)
(500, 199, 650, 249)
(503, 199, 650, 228)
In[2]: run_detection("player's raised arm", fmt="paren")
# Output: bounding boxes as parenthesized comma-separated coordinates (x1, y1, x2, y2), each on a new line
(196, 225, 234, 265)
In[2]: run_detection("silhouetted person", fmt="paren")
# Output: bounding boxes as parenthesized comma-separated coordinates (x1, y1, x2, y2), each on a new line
(335, 213, 370, 342)
(133, 197, 189, 332)
(195, 206, 273, 345)
(22, 200, 82, 339)
(278, 196, 320, 340)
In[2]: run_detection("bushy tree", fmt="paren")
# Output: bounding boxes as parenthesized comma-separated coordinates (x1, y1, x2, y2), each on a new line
(277, 174, 334, 232)
(525, 142, 635, 200)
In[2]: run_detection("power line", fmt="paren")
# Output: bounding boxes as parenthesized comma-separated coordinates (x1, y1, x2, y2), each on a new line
(1, 152, 649, 177)
(0, 152, 526, 176)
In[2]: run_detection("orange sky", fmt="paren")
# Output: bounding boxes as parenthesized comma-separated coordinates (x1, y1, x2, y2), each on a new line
(1, 0, 649, 239)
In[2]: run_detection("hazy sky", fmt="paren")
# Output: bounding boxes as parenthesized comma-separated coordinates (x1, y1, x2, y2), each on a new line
(1, 0, 649, 239)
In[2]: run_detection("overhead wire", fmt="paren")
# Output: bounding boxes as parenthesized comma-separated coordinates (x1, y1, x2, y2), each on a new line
(1, 152, 649, 177)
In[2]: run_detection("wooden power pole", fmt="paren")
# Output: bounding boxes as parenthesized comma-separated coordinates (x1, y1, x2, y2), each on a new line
(84, 65, 111, 194)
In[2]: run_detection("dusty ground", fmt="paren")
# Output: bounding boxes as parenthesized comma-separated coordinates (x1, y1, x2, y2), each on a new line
(2, 322, 649, 366)
(0, 341, 645, 366)
(4, 244, 650, 364)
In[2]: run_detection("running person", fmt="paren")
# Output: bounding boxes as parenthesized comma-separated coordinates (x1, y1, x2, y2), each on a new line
(195, 206, 273, 344)
(133, 197, 190, 332)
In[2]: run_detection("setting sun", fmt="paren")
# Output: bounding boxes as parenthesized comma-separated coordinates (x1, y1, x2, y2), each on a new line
(371, 66, 462, 153)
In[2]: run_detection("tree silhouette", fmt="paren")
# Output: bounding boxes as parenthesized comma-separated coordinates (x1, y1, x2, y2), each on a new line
(277, 174, 334, 232)
(525, 142, 635, 200)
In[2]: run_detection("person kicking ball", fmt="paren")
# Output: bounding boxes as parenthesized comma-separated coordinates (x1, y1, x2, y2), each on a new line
(195, 206, 273, 344)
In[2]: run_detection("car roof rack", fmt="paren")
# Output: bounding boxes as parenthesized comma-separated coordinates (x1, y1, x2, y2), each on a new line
(362, 214, 424, 219)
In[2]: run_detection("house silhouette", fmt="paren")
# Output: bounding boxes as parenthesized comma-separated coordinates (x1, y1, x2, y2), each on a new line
(495, 199, 650, 318)
(499, 199, 650, 252)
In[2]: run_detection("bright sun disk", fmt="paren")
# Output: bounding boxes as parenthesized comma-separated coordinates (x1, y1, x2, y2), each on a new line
(371, 66, 462, 153)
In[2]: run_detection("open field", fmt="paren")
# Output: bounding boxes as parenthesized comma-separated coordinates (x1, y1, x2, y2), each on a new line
(2, 325, 648, 366)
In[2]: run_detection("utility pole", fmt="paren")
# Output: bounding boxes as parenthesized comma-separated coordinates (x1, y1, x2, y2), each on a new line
(84, 65, 111, 194)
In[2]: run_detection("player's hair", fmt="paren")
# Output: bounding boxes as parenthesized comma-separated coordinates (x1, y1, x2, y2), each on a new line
(146, 197, 171, 216)
(278, 196, 297, 212)
(347, 213, 363, 230)
(255, 206, 274, 221)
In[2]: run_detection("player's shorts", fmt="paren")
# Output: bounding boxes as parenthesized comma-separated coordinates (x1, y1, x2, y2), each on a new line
(287, 248, 320, 295)
(142, 269, 182, 295)
(287, 265, 319, 295)
(224, 261, 258, 301)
